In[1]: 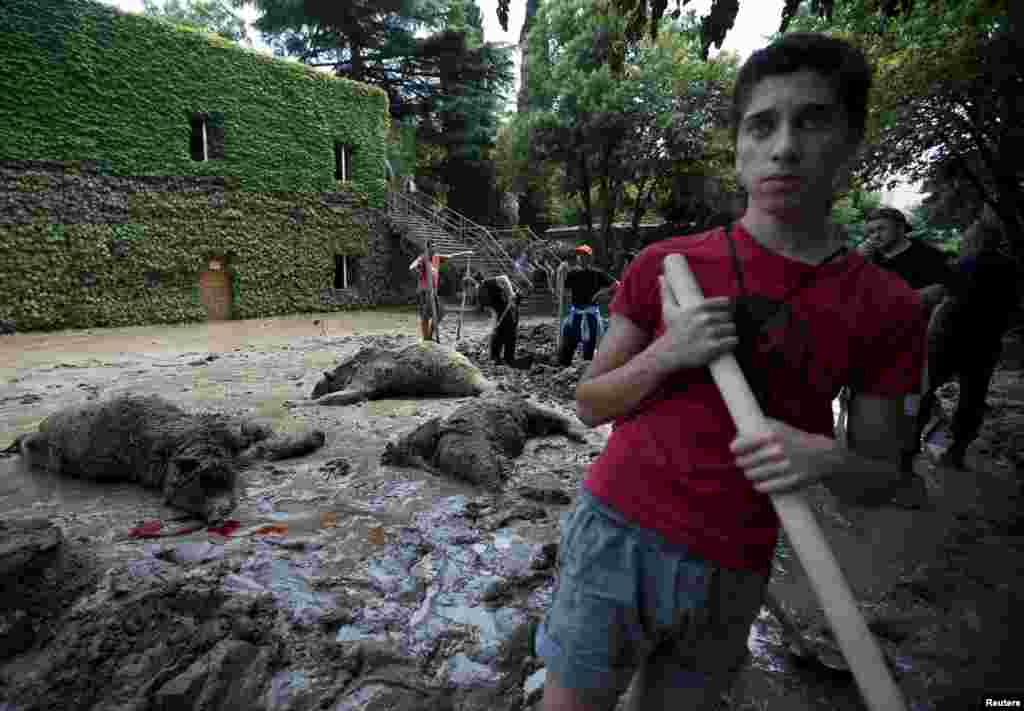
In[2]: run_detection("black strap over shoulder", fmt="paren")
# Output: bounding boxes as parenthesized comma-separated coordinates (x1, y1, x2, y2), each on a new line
(725, 222, 847, 301)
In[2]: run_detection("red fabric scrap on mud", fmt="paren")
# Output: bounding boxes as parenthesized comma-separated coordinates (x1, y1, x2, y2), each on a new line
(128, 519, 163, 538)
(207, 519, 242, 537)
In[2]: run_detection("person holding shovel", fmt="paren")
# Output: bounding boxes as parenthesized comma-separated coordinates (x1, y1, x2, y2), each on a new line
(536, 33, 926, 711)
(409, 250, 470, 341)
(470, 272, 523, 365)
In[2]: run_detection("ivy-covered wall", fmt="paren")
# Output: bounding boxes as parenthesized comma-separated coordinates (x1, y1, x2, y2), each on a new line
(0, 0, 396, 332)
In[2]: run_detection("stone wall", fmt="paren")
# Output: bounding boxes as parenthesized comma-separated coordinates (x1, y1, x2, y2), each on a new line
(0, 160, 406, 331)
(321, 213, 420, 309)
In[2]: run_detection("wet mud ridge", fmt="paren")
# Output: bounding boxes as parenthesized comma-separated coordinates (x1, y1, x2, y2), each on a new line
(0, 316, 1021, 711)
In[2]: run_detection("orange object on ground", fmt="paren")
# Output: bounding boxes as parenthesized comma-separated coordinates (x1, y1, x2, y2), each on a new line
(252, 523, 288, 537)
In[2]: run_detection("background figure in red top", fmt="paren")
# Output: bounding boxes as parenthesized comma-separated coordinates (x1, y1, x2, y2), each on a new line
(536, 34, 927, 711)
(409, 250, 470, 341)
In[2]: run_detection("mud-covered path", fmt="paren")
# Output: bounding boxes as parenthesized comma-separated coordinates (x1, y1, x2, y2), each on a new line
(1, 309, 1022, 711)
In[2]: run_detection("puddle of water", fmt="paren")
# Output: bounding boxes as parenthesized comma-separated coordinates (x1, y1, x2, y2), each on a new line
(365, 400, 424, 418)
(0, 309, 424, 378)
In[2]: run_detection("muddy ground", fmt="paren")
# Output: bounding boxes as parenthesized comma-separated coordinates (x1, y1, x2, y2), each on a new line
(1, 307, 1022, 711)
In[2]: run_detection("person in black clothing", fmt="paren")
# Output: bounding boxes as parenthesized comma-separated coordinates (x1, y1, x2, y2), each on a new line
(558, 244, 619, 366)
(848, 207, 959, 504)
(473, 273, 522, 365)
(912, 245, 1021, 469)
(860, 207, 957, 309)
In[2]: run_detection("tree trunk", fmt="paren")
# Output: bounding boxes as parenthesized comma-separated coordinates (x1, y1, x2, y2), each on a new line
(600, 179, 620, 268)
(629, 175, 651, 250)
(350, 40, 364, 83)
(578, 144, 594, 240)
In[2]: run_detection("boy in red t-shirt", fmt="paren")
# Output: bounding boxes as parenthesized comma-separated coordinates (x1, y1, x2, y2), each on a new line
(536, 34, 926, 711)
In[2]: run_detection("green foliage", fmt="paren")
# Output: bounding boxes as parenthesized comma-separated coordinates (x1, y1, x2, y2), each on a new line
(830, 188, 882, 243)
(387, 118, 418, 179)
(514, 2, 737, 255)
(2, 186, 373, 331)
(142, 0, 249, 43)
(0, 0, 389, 198)
(781, 0, 1021, 262)
(908, 202, 962, 254)
(238, 0, 513, 225)
(0, 0, 392, 331)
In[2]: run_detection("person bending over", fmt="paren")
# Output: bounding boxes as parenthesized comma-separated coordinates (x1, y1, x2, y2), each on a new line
(474, 273, 523, 365)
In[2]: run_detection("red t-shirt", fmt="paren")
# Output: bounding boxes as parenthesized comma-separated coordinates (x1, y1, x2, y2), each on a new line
(584, 223, 926, 574)
(415, 255, 442, 290)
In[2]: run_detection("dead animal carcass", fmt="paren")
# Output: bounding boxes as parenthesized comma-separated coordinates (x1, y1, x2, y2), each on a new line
(6, 395, 325, 521)
(381, 395, 586, 488)
(302, 341, 493, 406)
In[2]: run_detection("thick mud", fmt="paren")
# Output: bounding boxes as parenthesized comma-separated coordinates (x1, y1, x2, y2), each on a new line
(1, 308, 1021, 711)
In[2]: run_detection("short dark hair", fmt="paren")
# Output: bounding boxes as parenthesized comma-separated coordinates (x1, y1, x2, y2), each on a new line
(865, 206, 911, 232)
(731, 33, 872, 146)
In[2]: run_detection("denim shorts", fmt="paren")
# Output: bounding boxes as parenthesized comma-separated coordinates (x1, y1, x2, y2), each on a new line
(416, 291, 442, 320)
(535, 488, 767, 703)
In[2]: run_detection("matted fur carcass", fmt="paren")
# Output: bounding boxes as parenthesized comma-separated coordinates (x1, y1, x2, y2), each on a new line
(381, 395, 586, 488)
(4, 395, 325, 521)
(301, 341, 494, 407)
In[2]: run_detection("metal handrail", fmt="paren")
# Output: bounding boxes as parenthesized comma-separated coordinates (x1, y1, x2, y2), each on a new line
(387, 189, 533, 291)
(491, 226, 563, 266)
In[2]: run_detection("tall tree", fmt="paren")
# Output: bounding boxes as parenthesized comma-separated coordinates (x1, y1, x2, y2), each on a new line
(234, 0, 513, 224)
(515, 0, 548, 233)
(423, 0, 513, 223)
(234, 0, 448, 118)
(785, 0, 1021, 262)
(143, 0, 249, 43)
(520, 2, 736, 263)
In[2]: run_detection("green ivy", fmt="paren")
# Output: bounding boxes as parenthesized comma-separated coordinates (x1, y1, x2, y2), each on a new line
(3, 187, 376, 330)
(0, 0, 394, 332)
(0, 0, 389, 197)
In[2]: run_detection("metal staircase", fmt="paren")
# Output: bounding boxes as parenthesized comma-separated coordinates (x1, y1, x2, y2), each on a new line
(385, 187, 559, 314)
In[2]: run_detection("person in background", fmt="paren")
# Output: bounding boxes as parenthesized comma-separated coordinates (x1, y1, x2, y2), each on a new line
(473, 273, 523, 365)
(409, 250, 470, 341)
(558, 244, 620, 366)
(859, 206, 955, 309)
(912, 233, 1021, 469)
(845, 206, 959, 506)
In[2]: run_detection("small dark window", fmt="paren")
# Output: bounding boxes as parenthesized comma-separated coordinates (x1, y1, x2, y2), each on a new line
(190, 114, 207, 161)
(79, 271, 98, 288)
(190, 112, 224, 161)
(334, 254, 359, 289)
(206, 112, 225, 159)
(144, 271, 161, 289)
(334, 142, 352, 182)
(109, 239, 129, 258)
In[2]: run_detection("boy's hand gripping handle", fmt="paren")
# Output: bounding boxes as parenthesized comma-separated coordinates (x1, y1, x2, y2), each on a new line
(662, 253, 907, 711)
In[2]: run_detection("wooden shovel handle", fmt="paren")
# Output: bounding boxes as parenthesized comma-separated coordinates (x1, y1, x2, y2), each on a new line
(662, 254, 907, 711)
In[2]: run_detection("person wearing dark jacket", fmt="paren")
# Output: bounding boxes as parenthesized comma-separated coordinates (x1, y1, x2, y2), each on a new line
(860, 207, 957, 322)
(848, 207, 959, 505)
(912, 246, 1021, 469)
